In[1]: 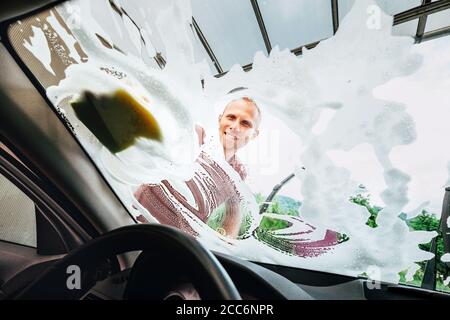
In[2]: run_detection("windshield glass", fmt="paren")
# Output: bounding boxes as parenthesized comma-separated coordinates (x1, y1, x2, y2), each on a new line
(7, 0, 450, 290)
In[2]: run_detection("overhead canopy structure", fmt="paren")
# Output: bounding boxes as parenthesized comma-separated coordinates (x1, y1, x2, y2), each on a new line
(190, 0, 450, 75)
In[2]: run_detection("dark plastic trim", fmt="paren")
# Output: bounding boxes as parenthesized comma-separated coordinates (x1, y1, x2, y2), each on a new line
(0, 147, 90, 252)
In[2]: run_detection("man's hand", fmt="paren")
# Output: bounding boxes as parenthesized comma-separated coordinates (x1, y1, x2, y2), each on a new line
(195, 124, 206, 146)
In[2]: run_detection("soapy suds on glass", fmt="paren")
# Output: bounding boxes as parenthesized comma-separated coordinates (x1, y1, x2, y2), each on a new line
(19, 0, 450, 283)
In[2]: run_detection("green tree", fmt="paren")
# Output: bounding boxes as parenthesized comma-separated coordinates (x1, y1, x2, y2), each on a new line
(406, 210, 448, 289)
(349, 193, 382, 228)
(351, 193, 450, 292)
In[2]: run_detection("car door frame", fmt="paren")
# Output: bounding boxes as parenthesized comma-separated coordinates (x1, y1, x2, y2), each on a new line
(0, 140, 99, 296)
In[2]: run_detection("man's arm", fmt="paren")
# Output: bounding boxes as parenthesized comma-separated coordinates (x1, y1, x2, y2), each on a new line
(221, 200, 242, 239)
(221, 158, 248, 237)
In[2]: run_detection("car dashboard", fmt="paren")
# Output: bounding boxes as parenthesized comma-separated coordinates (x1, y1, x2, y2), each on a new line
(83, 252, 450, 301)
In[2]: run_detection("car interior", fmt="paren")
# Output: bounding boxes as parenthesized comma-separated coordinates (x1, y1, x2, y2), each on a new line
(0, 0, 450, 300)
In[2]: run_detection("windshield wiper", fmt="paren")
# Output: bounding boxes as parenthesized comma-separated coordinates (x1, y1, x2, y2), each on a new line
(259, 173, 296, 214)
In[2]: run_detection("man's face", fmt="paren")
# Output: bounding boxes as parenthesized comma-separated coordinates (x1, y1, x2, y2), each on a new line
(219, 99, 260, 155)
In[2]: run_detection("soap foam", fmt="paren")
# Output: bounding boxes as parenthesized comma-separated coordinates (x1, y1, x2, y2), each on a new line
(29, 0, 450, 283)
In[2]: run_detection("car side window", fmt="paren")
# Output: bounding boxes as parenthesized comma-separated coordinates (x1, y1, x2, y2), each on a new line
(0, 172, 37, 247)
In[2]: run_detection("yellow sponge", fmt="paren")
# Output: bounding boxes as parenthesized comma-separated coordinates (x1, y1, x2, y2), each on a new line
(71, 89, 162, 153)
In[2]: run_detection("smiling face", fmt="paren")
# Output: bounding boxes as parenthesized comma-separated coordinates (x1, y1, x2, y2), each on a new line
(218, 98, 260, 159)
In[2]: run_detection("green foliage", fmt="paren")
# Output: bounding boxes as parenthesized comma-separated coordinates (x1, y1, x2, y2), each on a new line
(261, 194, 301, 216)
(256, 193, 300, 232)
(349, 193, 382, 228)
(238, 212, 254, 237)
(406, 210, 439, 232)
(405, 210, 449, 291)
(337, 233, 350, 243)
(398, 268, 424, 287)
(254, 193, 265, 205)
(209, 190, 450, 293)
(206, 203, 225, 233)
(351, 193, 450, 292)
(206, 193, 299, 237)
(259, 216, 290, 231)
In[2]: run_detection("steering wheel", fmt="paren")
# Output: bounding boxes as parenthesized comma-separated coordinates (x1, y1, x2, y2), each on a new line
(14, 224, 241, 300)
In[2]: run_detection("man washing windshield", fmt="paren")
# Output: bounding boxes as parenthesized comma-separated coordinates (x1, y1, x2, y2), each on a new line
(134, 91, 261, 239)
(196, 96, 261, 180)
